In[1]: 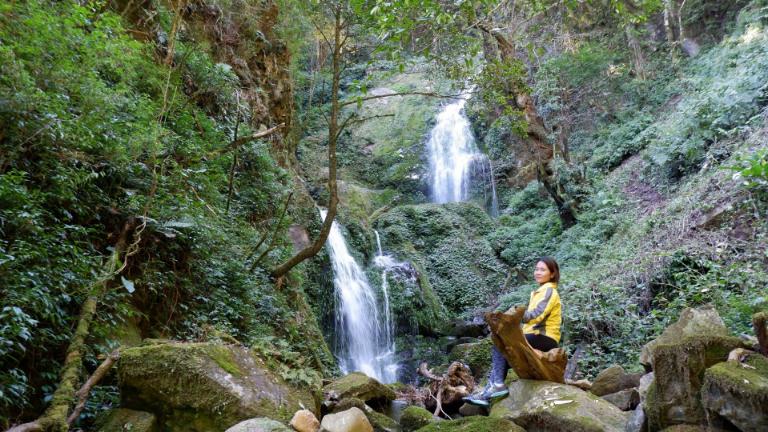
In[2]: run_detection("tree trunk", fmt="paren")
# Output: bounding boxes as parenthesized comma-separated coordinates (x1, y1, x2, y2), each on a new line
(270, 9, 343, 280)
(625, 24, 647, 80)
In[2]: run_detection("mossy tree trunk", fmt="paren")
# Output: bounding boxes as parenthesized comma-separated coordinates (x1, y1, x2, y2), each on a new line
(8, 220, 137, 432)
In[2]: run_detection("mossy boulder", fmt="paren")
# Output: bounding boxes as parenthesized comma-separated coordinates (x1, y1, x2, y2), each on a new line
(644, 333, 746, 429)
(448, 338, 493, 380)
(400, 406, 435, 432)
(413, 416, 525, 432)
(489, 379, 628, 432)
(117, 342, 317, 431)
(324, 372, 396, 405)
(640, 306, 731, 369)
(364, 407, 401, 432)
(590, 365, 642, 397)
(225, 418, 292, 432)
(701, 354, 768, 432)
(94, 408, 158, 432)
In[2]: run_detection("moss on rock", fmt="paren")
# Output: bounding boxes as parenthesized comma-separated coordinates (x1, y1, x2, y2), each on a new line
(490, 379, 628, 432)
(400, 406, 434, 432)
(324, 372, 396, 404)
(94, 408, 158, 432)
(414, 416, 525, 432)
(448, 338, 493, 380)
(644, 335, 746, 430)
(702, 354, 768, 431)
(117, 342, 317, 431)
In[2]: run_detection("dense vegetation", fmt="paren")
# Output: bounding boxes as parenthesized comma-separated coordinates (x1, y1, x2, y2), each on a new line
(1, 0, 768, 429)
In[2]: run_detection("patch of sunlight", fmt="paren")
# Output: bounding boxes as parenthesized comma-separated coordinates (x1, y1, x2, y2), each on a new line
(740, 25, 765, 44)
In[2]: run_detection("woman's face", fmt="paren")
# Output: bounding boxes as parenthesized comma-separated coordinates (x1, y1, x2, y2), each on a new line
(534, 261, 552, 284)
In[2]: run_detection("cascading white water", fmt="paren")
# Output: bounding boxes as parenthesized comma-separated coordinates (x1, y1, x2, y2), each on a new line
(374, 231, 395, 354)
(426, 96, 499, 213)
(321, 209, 397, 383)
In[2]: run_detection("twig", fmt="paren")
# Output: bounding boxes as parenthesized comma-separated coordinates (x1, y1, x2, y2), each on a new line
(66, 350, 121, 426)
(339, 91, 471, 108)
(210, 123, 284, 157)
(248, 192, 294, 272)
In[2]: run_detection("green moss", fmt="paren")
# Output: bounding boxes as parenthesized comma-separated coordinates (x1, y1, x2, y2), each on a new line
(414, 416, 524, 432)
(207, 345, 243, 376)
(94, 408, 158, 432)
(448, 338, 493, 380)
(400, 406, 434, 432)
(704, 355, 768, 398)
(323, 372, 396, 403)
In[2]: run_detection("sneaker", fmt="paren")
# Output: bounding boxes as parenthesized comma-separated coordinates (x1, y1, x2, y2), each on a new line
(463, 382, 509, 406)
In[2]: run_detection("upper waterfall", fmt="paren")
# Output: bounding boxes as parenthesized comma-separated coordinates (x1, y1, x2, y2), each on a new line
(426, 95, 498, 213)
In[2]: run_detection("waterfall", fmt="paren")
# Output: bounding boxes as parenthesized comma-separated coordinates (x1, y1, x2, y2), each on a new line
(321, 209, 397, 383)
(374, 231, 395, 355)
(426, 96, 499, 214)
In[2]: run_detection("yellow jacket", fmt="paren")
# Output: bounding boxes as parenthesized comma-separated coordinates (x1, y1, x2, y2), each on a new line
(521, 282, 561, 343)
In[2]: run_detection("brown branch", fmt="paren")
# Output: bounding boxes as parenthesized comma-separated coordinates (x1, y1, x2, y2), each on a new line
(66, 350, 121, 426)
(418, 362, 443, 381)
(249, 192, 294, 272)
(211, 123, 284, 157)
(339, 91, 470, 108)
(754, 312, 767, 356)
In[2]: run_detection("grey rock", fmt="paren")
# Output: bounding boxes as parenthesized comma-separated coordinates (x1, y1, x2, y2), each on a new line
(225, 418, 291, 432)
(602, 388, 640, 411)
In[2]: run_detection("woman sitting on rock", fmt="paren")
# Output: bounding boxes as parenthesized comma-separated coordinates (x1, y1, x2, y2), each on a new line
(467, 256, 563, 404)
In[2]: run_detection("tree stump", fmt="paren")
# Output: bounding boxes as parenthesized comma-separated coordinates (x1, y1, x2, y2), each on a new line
(485, 307, 567, 383)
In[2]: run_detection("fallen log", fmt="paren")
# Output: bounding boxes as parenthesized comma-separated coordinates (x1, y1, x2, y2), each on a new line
(485, 307, 567, 383)
(417, 361, 475, 417)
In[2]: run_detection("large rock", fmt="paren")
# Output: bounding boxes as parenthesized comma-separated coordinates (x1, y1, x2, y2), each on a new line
(640, 306, 731, 369)
(291, 410, 320, 432)
(94, 408, 158, 432)
(413, 417, 524, 432)
(448, 338, 493, 380)
(701, 353, 768, 432)
(602, 388, 640, 411)
(364, 407, 401, 432)
(324, 372, 396, 406)
(225, 418, 292, 432)
(399, 406, 434, 432)
(625, 403, 647, 432)
(591, 365, 642, 396)
(643, 308, 746, 430)
(117, 342, 317, 431)
(320, 407, 374, 432)
(490, 379, 628, 432)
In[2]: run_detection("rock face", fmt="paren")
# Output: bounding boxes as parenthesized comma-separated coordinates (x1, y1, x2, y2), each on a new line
(364, 407, 401, 432)
(291, 410, 321, 432)
(642, 307, 746, 430)
(602, 388, 640, 411)
(399, 406, 434, 432)
(413, 416, 524, 432)
(94, 408, 158, 432)
(640, 306, 731, 369)
(320, 407, 374, 432)
(591, 365, 642, 397)
(225, 418, 292, 432)
(117, 342, 317, 431)
(324, 372, 396, 407)
(701, 354, 768, 432)
(490, 379, 628, 432)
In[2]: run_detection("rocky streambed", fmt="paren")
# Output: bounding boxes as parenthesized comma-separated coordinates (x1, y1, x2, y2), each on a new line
(94, 306, 767, 432)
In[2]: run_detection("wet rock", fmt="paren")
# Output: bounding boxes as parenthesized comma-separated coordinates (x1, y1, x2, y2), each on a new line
(324, 372, 396, 407)
(624, 403, 647, 432)
(701, 353, 768, 432)
(117, 342, 317, 431)
(602, 388, 640, 411)
(643, 308, 746, 430)
(290, 409, 320, 432)
(94, 408, 158, 432)
(591, 365, 642, 397)
(320, 407, 373, 432)
(225, 418, 291, 432)
(447, 317, 488, 338)
(363, 406, 401, 432)
(490, 379, 628, 432)
(413, 416, 523, 432)
(399, 406, 435, 432)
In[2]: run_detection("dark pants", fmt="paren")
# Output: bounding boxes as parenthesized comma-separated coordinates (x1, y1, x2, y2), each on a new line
(490, 334, 558, 384)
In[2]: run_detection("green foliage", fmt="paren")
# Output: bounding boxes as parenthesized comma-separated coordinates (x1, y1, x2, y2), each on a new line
(729, 148, 768, 194)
